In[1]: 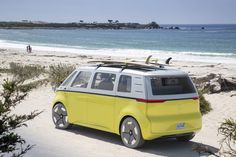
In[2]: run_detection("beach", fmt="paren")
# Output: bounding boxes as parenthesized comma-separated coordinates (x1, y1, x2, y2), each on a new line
(0, 46, 236, 157)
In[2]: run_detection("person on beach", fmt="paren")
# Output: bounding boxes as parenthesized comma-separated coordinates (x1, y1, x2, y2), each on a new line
(29, 45, 32, 53)
(26, 45, 29, 52)
(26, 45, 32, 53)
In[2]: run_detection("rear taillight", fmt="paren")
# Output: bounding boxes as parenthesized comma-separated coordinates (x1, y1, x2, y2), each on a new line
(136, 98, 165, 103)
(136, 97, 199, 103)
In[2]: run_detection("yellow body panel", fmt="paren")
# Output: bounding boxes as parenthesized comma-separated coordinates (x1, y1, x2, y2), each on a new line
(146, 99, 202, 139)
(87, 94, 115, 131)
(53, 91, 202, 140)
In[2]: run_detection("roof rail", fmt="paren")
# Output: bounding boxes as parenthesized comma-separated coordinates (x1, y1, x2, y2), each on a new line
(88, 60, 165, 71)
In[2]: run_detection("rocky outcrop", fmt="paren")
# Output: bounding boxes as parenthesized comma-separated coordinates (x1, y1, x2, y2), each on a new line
(192, 73, 236, 93)
(145, 22, 160, 29)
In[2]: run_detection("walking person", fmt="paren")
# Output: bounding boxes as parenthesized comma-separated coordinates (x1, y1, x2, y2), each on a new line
(29, 45, 32, 53)
(26, 45, 29, 53)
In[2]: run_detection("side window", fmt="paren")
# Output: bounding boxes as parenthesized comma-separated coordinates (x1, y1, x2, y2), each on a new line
(61, 71, 77, 86)
(118, 75, 132, 93)
(71, 71, 92, 88)
(91, 72, 116, 91)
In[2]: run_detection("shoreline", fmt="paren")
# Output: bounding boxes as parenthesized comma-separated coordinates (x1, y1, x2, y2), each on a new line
(1, 41, 236, 65)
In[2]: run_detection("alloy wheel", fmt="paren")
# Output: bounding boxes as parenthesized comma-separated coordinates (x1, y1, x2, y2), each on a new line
(120, 117, 144, 148)
(52, 103, 70, 129)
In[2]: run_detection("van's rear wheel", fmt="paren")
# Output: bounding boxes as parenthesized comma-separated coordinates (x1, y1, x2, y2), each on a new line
(176, 133, 195, 142)
(120, 117, 144, 148)
(52, 103, 70, 129)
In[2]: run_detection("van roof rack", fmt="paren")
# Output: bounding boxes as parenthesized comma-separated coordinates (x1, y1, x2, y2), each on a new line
(88, 60, 165, 71)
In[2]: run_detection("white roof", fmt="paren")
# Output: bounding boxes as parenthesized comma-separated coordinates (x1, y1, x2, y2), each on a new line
(77, 65, 187, 76)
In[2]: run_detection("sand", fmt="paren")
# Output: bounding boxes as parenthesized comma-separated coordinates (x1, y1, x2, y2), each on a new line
(1, 47, 236, 157)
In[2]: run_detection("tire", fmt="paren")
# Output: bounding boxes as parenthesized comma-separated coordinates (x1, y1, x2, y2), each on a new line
(176, 133, 195, 142)
(120, 117, 145, 148)
(52, 103, 70, 129)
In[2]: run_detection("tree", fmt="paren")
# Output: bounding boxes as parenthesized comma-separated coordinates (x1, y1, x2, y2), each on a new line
(79, 20, 84, 23)
(108, 20, 113, 23)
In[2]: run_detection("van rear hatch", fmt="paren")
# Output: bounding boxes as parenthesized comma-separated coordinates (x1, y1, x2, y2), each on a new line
(145, 76, 202, 135)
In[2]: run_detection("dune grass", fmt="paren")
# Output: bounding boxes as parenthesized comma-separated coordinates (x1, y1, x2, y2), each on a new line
(47, 63, 75, 90)
(4, 62, 75, 90)
(218, 118, 236, 156)
(9, 62, 46, 81)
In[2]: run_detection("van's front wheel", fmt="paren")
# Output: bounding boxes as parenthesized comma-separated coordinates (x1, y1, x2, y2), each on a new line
(52, 103, 70, 129)
(120, 117, 145, 148)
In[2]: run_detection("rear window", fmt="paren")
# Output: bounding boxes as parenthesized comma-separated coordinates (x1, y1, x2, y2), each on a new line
(150, 76, 196, 95)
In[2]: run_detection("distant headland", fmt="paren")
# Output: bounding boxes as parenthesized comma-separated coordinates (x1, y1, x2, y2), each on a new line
(0, 20, 179, 30)
(0, 20, 159, 29)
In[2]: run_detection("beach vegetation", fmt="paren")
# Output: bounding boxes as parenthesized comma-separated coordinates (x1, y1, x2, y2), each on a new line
(0, 78, 42, 157)
(0, 67, 10, 73)
(5, 62, 76, 91)
(47, 63, 75, 90)
(9, 62, 45, 81)
(193, 118, 236, 157)
(198, 90, 212, 115)
(218, 118, 236, 156)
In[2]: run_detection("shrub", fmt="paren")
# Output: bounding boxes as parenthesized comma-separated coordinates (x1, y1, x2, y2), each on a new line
(0, 79, 42, 157)
(9, 62, 45, 81)
(47, 64, 75, 90)
(198, 90, 212, 115)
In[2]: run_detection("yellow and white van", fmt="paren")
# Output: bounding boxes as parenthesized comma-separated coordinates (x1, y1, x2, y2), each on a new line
(52, 61, 202, 148)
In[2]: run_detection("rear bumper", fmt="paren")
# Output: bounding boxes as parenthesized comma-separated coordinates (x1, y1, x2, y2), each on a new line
(141, 113, 202, 140)
(143, 127, 201, 140)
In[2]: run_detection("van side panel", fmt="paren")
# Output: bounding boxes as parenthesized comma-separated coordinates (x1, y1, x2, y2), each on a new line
(87, 94, 115, 131)
(114, 97, 150, 138)
(146, 99, 202, 136)
(66, 91, 88, 124)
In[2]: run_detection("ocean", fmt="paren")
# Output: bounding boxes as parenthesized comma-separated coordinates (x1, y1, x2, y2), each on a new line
(0, 24, 236, 63)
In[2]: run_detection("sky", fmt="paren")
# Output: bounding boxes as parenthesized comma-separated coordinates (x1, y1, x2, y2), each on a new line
(0, 0, 236, 24)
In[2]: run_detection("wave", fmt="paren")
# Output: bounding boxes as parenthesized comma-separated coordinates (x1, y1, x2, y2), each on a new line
(1, 39, 236, 64)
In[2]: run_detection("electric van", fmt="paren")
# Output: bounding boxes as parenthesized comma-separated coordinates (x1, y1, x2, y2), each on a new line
(52, 61, 202, 148)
